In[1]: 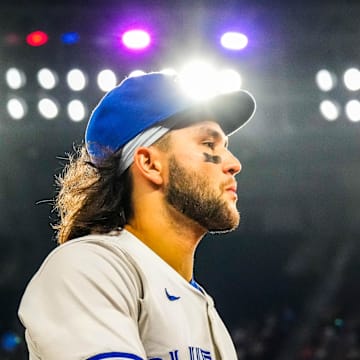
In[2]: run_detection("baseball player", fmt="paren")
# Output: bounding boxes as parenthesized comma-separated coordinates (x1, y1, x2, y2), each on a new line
(18, 72, 256, 359)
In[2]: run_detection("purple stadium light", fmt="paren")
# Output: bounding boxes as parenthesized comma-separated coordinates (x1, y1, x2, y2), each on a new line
(220, 32, 248, 50)
(121, 29, 151, 50)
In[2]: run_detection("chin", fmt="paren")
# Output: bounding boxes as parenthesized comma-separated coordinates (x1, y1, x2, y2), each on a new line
(207, 213, 240, 234)
(208, 225, 238, 235)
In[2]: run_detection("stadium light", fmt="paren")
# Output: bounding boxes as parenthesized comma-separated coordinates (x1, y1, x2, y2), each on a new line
(66, 69, 87, 91)
(61, 32, 80, 45)
(37, 68, 58, 90)
(5, 68, 26, 89)
(345, 100, 360, 122)
(122, 29, 151, 50)
(316, 69, 336, 92)
(319, 100, 340, 121)
(97, 69, 117, 92)
(67, 100, 86, 122)
(221, 32, 248, 50)
(180, 60, 217, 100)
(216, 69, 242, 93)
(26, 31, 48, 47)
(343, 68, 360, 91)
(38, 98, 59, 119)
(6, 98, 27, 120)
(159, 68, 177, 76)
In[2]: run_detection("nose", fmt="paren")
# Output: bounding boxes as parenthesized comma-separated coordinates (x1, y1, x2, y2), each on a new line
(223, 150, 242, 176)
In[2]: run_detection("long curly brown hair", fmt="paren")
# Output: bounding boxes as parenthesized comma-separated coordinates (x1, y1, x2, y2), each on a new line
(53, 129, 172, 244)
(53, 145, 133, 244)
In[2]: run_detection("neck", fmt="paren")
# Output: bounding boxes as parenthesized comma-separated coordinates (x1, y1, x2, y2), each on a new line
(124, 205, 206, 282)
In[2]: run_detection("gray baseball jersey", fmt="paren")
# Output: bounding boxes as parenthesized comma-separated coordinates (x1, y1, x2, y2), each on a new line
(18, 229, 238, 360)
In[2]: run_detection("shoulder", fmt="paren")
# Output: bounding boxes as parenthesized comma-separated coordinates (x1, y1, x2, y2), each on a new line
(36, 232, 142, 287)
(18, 232, 148, 359)
(20, 232, 144, 312)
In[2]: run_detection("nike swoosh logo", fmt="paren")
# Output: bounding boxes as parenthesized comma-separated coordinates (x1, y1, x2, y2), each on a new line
(165, 288, 181, 301)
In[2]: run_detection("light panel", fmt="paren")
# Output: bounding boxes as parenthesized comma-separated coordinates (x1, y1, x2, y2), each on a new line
(67, 100, 86, 122)
(343, 68, 360, 91)
(66, 69, 87, 91)
(97, 69, 117, 92)
(221, 32, 248, 50)
(316, 69, 336, 92)
(7, 98, 27, 120)
(345, 100, 360, 122)
(37, 68, 58, 90)
(38, 98, 59, 119)
(319, 100, 340, 121)
(5, 68, 26, 89)
(122, 29, 151, 50)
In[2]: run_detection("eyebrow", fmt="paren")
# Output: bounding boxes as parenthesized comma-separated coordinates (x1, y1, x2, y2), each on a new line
(198, 127, 229, 148)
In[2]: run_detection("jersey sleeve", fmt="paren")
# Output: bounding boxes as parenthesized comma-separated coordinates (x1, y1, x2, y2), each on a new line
(18, 239, 146, 360)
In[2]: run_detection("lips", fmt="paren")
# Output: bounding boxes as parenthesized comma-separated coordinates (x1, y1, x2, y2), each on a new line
(223, 182, 238, 200)
(225, 185, 237, 193)
(224, 181, 237, 193)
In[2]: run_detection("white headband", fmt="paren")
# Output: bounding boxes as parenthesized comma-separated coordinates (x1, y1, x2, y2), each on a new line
(118, 114, 183, 175)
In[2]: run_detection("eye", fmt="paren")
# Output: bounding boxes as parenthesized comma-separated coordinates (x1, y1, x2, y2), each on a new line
(203, 141, 215, 150)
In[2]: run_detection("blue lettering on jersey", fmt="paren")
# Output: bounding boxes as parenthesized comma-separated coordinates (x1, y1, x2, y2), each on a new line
(189, 347, 212, 360)
(170, 350, 179, 360)
(148, 348, 211, 360)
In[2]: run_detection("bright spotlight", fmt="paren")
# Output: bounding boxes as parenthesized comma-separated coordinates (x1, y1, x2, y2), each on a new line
(319, 100, 340, 121)
(5, 68, 26, 89)
(66, 69, 87, 91)
(180, 61, 217, 100)
(38, 98, 59, 119)
(160, 68, 177, 76)
(122, 29, 151, 50)
(345, 100, 360, 122)
(216, 69, 242, 93)
(221, 32, 248, 50)
(67, 100, 86, 122)
(7, 98, 27, 120)
(343, 68, 360, 91)
(128, 70, 146, 78)
(97, 69, 117, 92)
(37, 68, 58, 90)
(316, 69, 336, 92)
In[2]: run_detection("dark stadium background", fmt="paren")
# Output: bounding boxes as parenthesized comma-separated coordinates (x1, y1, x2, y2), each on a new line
(1, 0, 360, 358)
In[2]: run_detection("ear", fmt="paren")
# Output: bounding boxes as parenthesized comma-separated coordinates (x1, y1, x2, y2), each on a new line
(132, 147, 164, 185)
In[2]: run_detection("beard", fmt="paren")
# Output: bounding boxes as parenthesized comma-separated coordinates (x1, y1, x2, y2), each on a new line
(164, 156, 240, 233)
